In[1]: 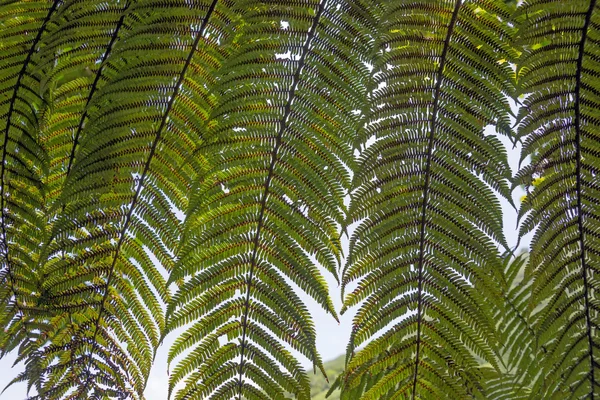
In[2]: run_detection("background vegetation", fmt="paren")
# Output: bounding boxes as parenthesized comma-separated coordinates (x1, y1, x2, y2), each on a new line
(310, 355, 343, 400)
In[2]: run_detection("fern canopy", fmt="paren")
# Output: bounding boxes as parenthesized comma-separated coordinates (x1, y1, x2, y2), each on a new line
(0, 0, 599, 399)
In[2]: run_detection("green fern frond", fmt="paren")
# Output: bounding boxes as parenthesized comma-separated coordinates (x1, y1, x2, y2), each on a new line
(166, 0, 374, 398)
(0, 0, 62, 358)
(2, 0, 135, 377)
(478, 253, 541, 400)
(11, 0, 241, 396)
(515, 0, 600, 397)
(39, 0, 133, 208)
(340, 0, 515, 398)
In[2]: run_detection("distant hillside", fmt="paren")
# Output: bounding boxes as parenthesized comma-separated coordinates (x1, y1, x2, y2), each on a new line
(309, 355, 344, 400)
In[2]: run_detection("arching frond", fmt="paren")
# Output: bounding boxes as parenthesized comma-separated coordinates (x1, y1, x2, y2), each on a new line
(0, 0, 61, 358)
(339, 0, 515, 398)
(166, 1, 373, 398)
(515, 0, 600, 397)
(3, 0, 135, 366)
(12, 0, 241, 397)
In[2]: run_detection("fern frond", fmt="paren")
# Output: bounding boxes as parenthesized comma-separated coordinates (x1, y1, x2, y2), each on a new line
(478, 253, 541, 400)
(340, 0, 515, 398)
(14, 0, 240, 396)
(166, 0, 373, 398)
(0, 0, 61, 358)
(38, 0, 132, 208)
(1, 0, 135, 375)
(515, 0, 600, 397)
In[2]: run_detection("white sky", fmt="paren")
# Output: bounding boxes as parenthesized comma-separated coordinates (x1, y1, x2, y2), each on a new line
(0, 101, 532, 399)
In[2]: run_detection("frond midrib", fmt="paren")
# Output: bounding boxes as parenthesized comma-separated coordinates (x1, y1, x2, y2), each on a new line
(411, 1, 462, 398)
(235, 1, 330, 398)
(572, 0, 597, 396)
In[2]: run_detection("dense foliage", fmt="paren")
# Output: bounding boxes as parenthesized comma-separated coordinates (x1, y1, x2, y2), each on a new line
(0, 0, 598, 399)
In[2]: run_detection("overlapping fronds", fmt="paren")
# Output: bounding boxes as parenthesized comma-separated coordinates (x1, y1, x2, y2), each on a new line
(7, 0, 242, 397)
(38, 0, 133, 209)
(166, 1, 374, 398)
(3, 0, 136, 363)
(479, 253, 540, 399)
(339, 0, 516, 398)
(2, 0, 600, 399)
(0, 0, 60, 358)
(515, 0, 600, 397)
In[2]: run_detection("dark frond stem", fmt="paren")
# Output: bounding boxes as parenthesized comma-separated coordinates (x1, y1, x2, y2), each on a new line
(236, 1, 327, 398)
(0, 0, 61, 333)
(504, 293, 536, 342)
(64, 0, 131, 176)
(574, 0, 597, 396)
(54, 3, 129, 380)
(79, 0, 218, 392)
(50, 0, 130, 271)
(411, 1, 462, 398)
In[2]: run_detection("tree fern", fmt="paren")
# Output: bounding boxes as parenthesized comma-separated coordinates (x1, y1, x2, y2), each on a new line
(165, 1, 374, 398)
(515, 0, 600, 397)
(339, 0, 516, 398)
(0, 1, 599, 399)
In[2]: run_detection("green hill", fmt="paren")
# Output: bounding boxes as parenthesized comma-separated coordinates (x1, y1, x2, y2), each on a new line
(309, 355, 344, 400)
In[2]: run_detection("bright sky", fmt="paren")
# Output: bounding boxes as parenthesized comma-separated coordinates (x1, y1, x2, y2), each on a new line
(0, 103, 532, 399)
